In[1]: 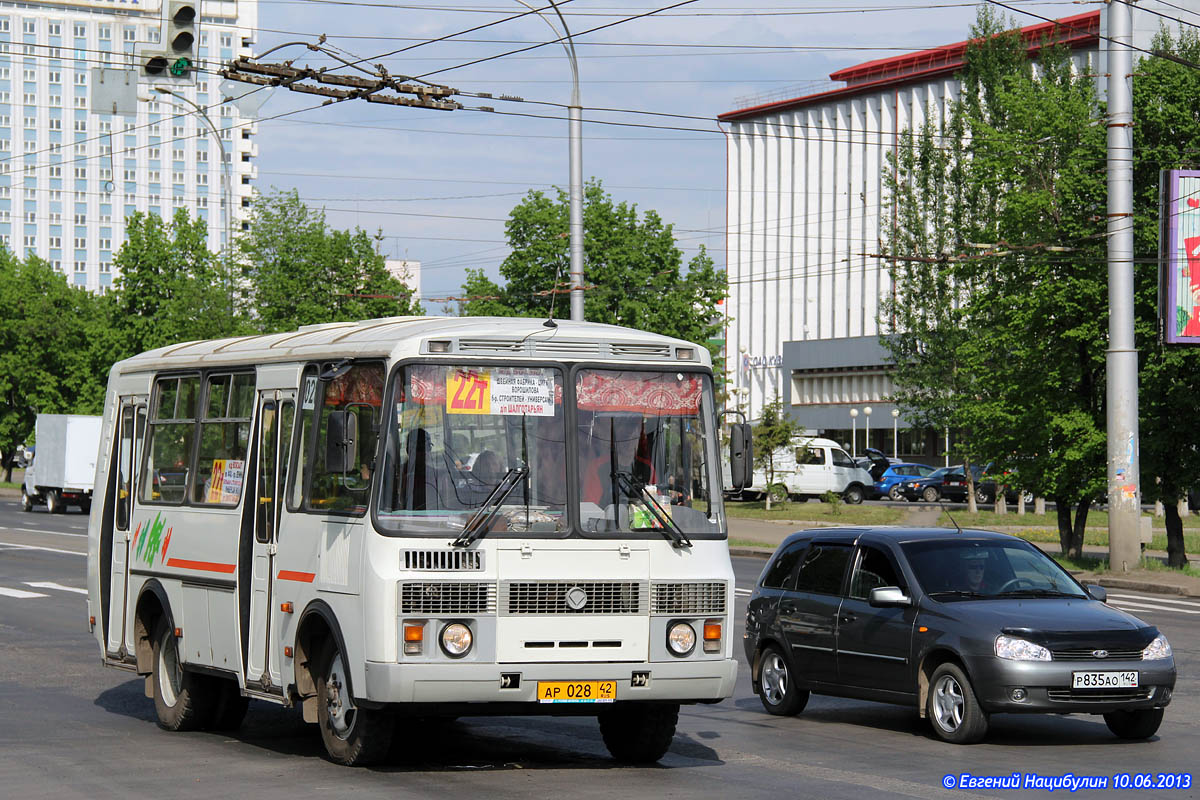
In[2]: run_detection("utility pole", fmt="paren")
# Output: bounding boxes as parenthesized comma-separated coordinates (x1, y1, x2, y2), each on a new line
(1106, 0, 1142, 573)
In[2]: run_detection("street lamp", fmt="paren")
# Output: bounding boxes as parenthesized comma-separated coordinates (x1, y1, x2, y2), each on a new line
(153, 87, 232, 313)
(863, 406, 872, 452)
(891, 408, 900, 459)
(510, 0, 583, 321)
(849, 408, 859, 458)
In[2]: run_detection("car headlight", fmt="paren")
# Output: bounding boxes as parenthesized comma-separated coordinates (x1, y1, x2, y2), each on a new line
(667, 622, 696, 656)
(1142, 633, 1172, 660)
(440, 623, 473, 657)
(995, 634, 1051, 661)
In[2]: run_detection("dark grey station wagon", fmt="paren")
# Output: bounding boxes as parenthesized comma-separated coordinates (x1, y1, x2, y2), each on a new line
(744, 528, 1176, 743)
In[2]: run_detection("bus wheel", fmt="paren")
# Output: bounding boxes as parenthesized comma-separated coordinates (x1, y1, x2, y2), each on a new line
(152, 620, 216, 731)
(316, 642, 392, 766)
(598, 703, 679, 763)
(208, 678, 249, 731)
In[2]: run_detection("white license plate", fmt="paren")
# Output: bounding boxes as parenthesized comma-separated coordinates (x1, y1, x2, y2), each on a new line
(1071, 671, 1139, 689)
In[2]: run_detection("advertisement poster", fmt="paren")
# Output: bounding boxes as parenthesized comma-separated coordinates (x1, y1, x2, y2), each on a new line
(206, 459, 246, 504)
(1163, 169, 1200, 343)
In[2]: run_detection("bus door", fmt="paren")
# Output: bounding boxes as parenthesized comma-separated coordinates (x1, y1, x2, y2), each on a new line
(106, 398, 146, 658)
(245, 391, 294, 693)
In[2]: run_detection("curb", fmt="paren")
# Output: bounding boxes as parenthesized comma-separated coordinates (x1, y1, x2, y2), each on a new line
(730, 546, 775, 559)
(1097, 577, 1200, 598)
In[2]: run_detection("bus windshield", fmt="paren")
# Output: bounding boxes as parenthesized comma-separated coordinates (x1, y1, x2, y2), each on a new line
(576, 369, 723, 537)
(376, 364, 568, 534)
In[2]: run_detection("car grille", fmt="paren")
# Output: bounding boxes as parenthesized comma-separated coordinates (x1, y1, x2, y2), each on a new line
(400, 582, 496, 615)
(1051, 648, 1143, 661)
(650, 581, 727, 615)
(500, 581, 646, 615)
(1046, 687, 1152, 702)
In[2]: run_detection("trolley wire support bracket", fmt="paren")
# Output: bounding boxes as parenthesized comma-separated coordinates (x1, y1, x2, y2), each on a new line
(220, 57, 463, 112)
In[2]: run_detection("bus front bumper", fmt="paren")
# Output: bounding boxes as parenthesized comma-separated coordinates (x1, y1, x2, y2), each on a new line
(362, 658, 738, 706)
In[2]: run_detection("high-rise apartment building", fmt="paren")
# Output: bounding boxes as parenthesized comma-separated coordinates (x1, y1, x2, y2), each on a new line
(0, 0, 257, 293)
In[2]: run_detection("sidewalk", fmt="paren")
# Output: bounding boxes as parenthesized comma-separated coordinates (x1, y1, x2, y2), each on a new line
(728, 508, 1200, 598)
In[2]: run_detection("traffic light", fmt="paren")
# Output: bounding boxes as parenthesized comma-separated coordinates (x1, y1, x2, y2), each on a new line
(141, 0, 197, 81)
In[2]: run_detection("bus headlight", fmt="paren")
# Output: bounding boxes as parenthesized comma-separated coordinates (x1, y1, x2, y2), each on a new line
(440, 623, 473, 658)
(667, 622, 696, 656)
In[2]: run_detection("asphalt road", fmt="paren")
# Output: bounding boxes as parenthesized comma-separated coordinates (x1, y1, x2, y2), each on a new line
(1, 499, 1197, 799)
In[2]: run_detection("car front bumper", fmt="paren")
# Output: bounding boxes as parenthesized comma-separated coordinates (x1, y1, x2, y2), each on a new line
(361, 658, 738, 707)
(964, 655, 1176, 714)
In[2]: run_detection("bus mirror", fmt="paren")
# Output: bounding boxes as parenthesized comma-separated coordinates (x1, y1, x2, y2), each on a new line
(325, 411, 358, 473)
(730, 423, 753, 491)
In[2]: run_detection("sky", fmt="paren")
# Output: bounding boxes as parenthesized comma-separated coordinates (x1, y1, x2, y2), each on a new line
(240, 0, 1090, 309)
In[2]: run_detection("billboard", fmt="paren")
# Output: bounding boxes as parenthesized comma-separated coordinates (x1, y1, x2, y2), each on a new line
(1161, 169, 1200, 343)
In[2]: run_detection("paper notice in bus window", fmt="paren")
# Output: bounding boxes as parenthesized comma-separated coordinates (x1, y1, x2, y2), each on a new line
(206, 459, 245, 504)
(490, 368, 554, 416)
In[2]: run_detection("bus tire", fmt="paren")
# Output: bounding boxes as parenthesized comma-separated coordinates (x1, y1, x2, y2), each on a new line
(598, 703, 679, 763)
(208, 678, 250, 731)
(316, 641, 392, 766)
(151, 620, 216, 732)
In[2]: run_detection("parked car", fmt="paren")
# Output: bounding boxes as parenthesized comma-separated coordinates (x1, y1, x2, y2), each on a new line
(940, 464, 1032, 505)
(897, 465, 958, 502)
(872, 462, 938, 501)
(744, 527, 1175, 743)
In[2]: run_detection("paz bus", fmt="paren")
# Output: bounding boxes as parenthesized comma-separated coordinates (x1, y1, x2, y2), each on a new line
(86, 316, 752, 765)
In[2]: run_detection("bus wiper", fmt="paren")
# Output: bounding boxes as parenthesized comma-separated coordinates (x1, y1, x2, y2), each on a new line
(451, 466, 529, 548)
(614, 472, 692, 549)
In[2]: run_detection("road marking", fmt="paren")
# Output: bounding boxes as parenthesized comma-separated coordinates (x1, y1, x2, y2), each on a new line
(1106, 592, 1200, 609)
(24, 581, 87, 595)
(0, 541, 86, 557)
(0, 587, 49, 599)
(0, 526, 88, 538)
(1108, 599, 1200, 616)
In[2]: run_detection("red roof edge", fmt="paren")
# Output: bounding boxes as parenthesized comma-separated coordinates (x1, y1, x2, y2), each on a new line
(719, 10, 1099, 122)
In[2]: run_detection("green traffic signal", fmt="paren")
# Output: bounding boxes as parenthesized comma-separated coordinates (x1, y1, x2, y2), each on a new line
(169, 57, 191, 77)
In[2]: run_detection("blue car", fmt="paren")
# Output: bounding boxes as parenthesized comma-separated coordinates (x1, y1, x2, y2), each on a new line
(873, 462, 938, 500)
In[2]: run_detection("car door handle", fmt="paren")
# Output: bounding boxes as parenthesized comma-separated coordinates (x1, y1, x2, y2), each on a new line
(838, 614, 857, 624)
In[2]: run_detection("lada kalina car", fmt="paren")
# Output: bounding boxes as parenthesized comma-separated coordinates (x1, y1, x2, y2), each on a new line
(744, 528, 1175, 743)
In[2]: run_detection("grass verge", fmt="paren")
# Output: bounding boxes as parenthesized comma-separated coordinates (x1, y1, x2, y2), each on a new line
(724, 501, 905, 525)
(937, 512, 1200, 552)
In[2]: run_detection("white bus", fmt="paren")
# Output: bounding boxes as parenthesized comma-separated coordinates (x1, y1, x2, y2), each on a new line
(86, 316, 751, 765)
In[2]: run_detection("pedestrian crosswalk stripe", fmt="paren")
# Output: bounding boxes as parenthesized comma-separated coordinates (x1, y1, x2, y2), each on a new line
(0, 587, 49, 599)
(1107, 592, 1200, 609)
(24, 581, 87, 595)
(1109, 599, 1200, 616)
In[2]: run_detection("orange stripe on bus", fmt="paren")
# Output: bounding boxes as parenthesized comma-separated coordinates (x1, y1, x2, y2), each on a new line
(277, 570, 316, 583)
(164, 558, 237, 574)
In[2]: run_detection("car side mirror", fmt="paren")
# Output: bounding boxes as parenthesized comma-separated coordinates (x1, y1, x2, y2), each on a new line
(729, 422, 753, 491)
(325, 410, 358, 474)
(1086, 584, 1107, 603)
(868, 586, 912, 607)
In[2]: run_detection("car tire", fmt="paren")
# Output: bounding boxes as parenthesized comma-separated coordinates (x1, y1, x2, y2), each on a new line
(1103, 708, 1163, 740)
(842, 485, 865, 505)
(757, 645, 809, 716)
(316, 640, 393, 766)
(922, 486, 940, 503)
(79, 498, 92, 515)
(974, 487, 993, 505)
(152, 620, 217, 732)
(20, 487, 32, 511)
(598, 703, 679, 763)
(926, 663, 988, 744)
(767, 483, 788, 504)
(888, 485, 904, 501)
(46, 488, 64, 514)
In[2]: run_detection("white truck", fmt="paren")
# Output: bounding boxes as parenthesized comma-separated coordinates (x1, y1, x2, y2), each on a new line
(21, 414, 102, 514)
(748, 436, 875, 504)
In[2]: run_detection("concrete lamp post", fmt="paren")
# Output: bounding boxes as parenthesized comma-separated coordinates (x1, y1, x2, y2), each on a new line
(863, 406, 872, 453)
(891, 408, 900, 459)
(849, 408, 859, 459)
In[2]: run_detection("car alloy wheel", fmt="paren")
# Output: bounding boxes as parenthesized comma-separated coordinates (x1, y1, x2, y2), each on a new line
(757, 645, 808, 716)
(931, 672, 965, 732)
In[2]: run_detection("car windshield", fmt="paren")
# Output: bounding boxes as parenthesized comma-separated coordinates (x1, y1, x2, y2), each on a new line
(901, 539, 1087, 600)
(575, 369, 723, 536)
(376, 364, 568, 534)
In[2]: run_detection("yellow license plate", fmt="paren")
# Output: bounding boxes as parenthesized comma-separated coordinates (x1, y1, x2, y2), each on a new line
(536, 680, 617, 704)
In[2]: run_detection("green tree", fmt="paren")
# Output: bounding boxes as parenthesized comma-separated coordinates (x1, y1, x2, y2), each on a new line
(882, 9, 1109, 555)
(0, 251, 104, 480)
(460, 181, 725, 355)
(238, 189, 421, 332)
(110, 209, 238, 357)
(752, 397, 800, 510)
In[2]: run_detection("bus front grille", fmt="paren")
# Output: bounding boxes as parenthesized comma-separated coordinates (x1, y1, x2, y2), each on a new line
(650, 581, 728, 615)
(402, 549, 484, 571)
(500, 581, 646, 615)
(400, 582, 496, 615)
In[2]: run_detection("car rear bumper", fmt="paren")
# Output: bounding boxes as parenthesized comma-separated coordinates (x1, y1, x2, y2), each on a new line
(964, 655, 1176, 714)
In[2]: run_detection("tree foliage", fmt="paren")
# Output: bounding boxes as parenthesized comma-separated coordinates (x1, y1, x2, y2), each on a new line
(753, 396, 800, 510)
(460, 180, 725, 354)
(238, 189, 421, 333)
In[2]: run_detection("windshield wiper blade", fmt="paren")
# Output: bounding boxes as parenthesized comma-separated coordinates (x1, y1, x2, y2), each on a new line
(994, 589, 1081, 598)
(927, 590, 987, 600)
(614, 472, 692, 549)
(450, 466, 528, 548)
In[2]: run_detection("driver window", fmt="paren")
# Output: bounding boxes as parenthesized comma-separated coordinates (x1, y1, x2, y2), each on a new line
(831, 449, 855, 468)
(848, 545, 902, 599)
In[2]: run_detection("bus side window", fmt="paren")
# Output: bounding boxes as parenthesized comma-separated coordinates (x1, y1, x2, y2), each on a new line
(307, 363, 383, 514)
(288, 369, 319, 513)
(194, 372, 255, 505)
(140, 375, 200, 505)
(116, 406, 134, 530)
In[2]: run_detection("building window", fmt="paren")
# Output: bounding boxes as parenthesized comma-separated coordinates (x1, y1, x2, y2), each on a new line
(0, 19, 9, 34)
(23, 20, 35, 35)
(48, 22, 61, 36)
(22, 93, 35, 105)
(73, 97, 86, 109)
(99, 25, 111, 40)
(123, 27, 135, 42)
(49, 236, 62, 248)
(48, 118, 61, 131)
